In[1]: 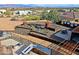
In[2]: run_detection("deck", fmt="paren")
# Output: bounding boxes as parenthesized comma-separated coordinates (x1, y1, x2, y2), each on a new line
(10, 32, 77, 55)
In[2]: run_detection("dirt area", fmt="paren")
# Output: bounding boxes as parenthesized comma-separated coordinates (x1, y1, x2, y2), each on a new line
(0, 17, 11, 21)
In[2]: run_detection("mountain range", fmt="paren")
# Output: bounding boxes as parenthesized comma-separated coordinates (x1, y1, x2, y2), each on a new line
(0, 4, 79, 8)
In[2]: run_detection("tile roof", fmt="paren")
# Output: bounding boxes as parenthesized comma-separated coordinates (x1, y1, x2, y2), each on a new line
(61, 12, 79, 19)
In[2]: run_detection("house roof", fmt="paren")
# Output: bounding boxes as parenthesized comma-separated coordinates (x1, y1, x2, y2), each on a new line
(72, 26, 79, 33)
(61, 12, 79, 19)
(0, 21, 23, 31)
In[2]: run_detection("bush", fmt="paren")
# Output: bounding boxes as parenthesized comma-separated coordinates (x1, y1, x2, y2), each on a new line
(24, 15, 40, 21)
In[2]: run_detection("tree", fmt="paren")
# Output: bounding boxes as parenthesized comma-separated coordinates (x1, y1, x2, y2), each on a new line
(41, 10, 61, 23)
(4, 11, 12, 17)
(41, 10, 49, 20)
(69, 8, 79, 12)
(16, 11, 20, 14)
(48, 10, 60, 23)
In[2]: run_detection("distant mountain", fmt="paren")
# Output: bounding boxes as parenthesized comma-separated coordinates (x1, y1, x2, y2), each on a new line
(0, 4, 79, 8)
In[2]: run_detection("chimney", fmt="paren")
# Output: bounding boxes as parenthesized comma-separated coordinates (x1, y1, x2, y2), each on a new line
(46, 21, 52, 28)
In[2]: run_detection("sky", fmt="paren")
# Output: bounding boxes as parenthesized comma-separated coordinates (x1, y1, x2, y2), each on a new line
(0, 0, 79, 4)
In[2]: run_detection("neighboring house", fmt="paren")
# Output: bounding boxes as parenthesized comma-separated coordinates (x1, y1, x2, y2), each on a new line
(0, 9, 6, 15)
(60, 12, 79, 27)
(60, 12, 79, 20)
(13, 10, 32, 16)
(60, 12, 74, 19)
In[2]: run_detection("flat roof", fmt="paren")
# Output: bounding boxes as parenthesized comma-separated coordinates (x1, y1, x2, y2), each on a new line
(0, 21, 23, 31)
